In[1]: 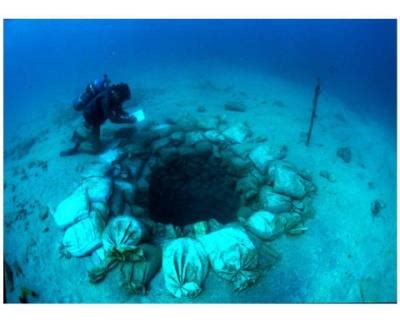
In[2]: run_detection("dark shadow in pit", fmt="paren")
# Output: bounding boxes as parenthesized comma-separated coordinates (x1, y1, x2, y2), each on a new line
(148, 155, 240, 227)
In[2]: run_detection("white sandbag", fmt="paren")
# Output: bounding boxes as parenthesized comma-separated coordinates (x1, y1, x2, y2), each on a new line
(82, 177, 113, 203)
(53, 186, 90, 229)
(91, 201, 110, 222)
(245, 211, 284, 240)
(199, 227, 259, 291)
(62, 211, 105, 257)
(259, 186, 292, 214)
(268, 163, 306, 199)
(222, 123, 251, 144)
(102, 215, 146, 254)
(114, 180, 136, 204)
(80, 161, 112, 179)
(120, 244, 162, 295)
(163, 238, 209, 298)
(248, 144, 286, 174)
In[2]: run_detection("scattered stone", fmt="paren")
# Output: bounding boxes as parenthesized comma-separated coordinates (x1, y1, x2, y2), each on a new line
(259, 186, 292, 214)
(371, 199, 386, 216)
(337, 147, 352, 163)
(273, 100, 285, 108)
(224, 101, 246, 112)
(197, 105, 206, 113)
(37, 205, 49, 220)
(319, 170, 336, 183)
(222, 123, 252, 144)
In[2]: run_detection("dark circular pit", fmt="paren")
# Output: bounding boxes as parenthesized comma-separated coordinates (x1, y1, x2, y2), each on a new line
(148, 155, 240, 227)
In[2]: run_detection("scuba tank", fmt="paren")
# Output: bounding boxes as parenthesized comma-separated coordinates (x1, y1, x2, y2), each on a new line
(73, 74, 111, 111)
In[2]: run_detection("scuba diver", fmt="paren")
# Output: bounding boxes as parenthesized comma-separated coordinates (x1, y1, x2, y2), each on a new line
(60, 75, 137, 156)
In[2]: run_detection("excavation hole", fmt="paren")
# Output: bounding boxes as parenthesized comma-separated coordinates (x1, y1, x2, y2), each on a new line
(148, 155, 241, 227)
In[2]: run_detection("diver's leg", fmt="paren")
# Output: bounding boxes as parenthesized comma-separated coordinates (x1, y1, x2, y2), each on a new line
(59, 142, 81, 156)
(79, 124, 102, 154)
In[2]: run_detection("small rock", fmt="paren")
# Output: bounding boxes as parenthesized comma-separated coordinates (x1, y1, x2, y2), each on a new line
(371, 199, 386, 216)
(319, 170, 336, 182)
(337, 147, 352, 163)
(37, 205, 49, 220)
(197, 105, 206, 113)
(224, 101, 246, 112)
(368, 181, 375, 190)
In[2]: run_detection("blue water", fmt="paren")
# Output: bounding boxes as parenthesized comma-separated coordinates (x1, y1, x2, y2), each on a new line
(3, 19, 397, 303)
(5, 19, 396, 134)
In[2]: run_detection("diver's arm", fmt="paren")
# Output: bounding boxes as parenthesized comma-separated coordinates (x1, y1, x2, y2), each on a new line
(109, 107, 137, 124)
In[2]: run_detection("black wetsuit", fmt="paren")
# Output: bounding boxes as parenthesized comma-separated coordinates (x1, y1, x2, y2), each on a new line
(60, 88, 134, 156)
(83, 88, 133, 128)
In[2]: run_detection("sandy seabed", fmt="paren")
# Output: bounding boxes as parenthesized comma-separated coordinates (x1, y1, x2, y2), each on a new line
(3, 66, 396, 303)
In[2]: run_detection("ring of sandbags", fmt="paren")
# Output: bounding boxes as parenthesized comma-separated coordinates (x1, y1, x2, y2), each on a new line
(52, 113, 317, 298)
(117, 114, 316, 240)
